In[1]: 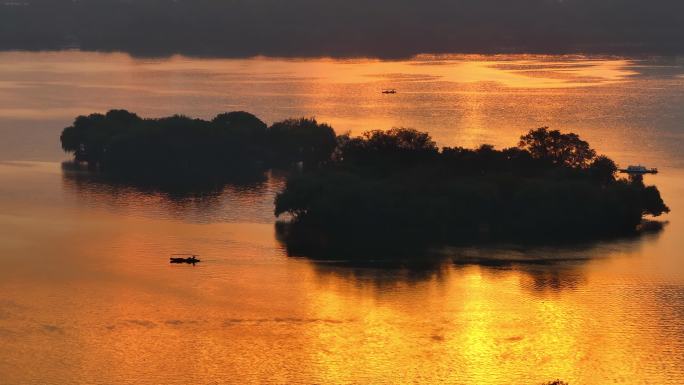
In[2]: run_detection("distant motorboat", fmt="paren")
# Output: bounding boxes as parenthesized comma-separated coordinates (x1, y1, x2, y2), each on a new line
(382, 89, 397, 94)
(170, 254, 201, 264)
(619, 165, 658, 175)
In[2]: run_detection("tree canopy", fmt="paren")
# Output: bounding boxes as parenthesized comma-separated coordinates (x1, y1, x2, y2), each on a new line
(275, 126, 669, 250)
(60, 110, 338, 184)
(268, 118, 337, 168)
(518, 127, 597, 168)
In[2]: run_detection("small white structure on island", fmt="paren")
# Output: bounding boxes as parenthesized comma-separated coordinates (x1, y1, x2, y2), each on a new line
(619, 165, 658, 175)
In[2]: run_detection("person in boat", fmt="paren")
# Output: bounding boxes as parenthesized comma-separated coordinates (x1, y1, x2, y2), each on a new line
(170, 254, 200, 263)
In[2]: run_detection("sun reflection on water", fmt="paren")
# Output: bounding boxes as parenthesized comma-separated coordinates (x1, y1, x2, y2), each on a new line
(0, 51, 683, 384)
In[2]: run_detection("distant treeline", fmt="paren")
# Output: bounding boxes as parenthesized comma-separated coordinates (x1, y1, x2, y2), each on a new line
(61, 110, 669, 248)
(4, 0, 684, 57)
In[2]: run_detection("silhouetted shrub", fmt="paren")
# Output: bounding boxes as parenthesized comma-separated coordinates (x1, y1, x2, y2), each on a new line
(334, 128, 439, 175)
(267, 118, 337, 168)
(519, 127, 596, 168)
(588, 155, 618, 183)
(60, 109, 142, 163)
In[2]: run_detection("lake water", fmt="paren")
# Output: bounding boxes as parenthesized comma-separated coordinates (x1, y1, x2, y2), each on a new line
(0, 51, 683, 385)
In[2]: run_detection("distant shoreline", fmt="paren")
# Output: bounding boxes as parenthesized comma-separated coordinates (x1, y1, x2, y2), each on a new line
(3, 0, 683, 60)
(4, 48, 684, 62)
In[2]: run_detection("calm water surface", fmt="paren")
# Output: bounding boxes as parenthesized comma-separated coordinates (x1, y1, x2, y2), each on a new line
(0, 52, 683, 385)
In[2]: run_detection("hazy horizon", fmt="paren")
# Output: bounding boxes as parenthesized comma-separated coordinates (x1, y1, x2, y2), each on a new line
(2, 0, 684, 58)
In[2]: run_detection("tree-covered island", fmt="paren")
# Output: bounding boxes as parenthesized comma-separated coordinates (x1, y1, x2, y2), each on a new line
(61, 110, 669, 247)
(60, 110, 336, 183)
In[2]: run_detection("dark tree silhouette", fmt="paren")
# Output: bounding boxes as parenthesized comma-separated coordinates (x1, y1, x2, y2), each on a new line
(267, 118, 337, 168)
(519, 127, 597, 169)
(212, 111, 268, 138)
(60, 109, 142, 164)
(588, 155, 618, 183)
(337, 128, 438, 168)
(60, 110, 338, 185)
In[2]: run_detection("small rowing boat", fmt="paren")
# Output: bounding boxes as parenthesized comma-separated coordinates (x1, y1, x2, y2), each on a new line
(169, 254, 200, 264)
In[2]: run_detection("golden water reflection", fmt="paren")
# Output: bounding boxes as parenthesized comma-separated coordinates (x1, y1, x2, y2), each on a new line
(1, 161, 682, 384)
(0, 51, 683, 384)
